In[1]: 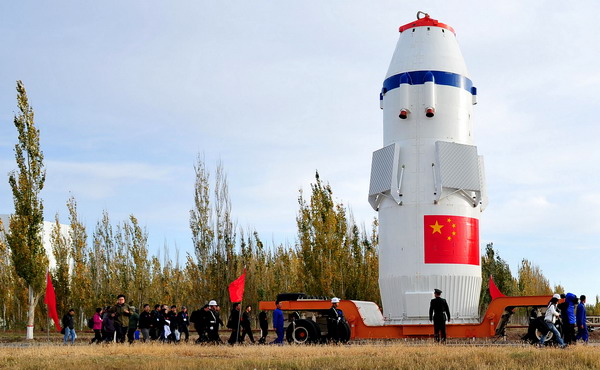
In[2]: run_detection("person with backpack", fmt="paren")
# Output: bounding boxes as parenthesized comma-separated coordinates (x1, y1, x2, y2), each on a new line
(227, 302, 242, 345)
(90, 308, 103, 344)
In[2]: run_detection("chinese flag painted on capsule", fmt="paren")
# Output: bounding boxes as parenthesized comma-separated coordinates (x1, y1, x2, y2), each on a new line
(424, 215, 479, 265)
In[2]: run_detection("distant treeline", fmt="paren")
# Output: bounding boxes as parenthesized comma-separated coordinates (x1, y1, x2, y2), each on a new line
(2, 160, 599, 330)
(0, 158, 380, 330)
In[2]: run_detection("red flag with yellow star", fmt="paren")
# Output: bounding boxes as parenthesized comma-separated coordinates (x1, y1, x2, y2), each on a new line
(424, 215, 479, 265)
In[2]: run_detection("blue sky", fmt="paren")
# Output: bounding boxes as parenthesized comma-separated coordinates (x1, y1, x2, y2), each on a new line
(1, 1, 599, 301)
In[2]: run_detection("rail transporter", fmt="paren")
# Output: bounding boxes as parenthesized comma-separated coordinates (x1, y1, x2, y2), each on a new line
(259, 284, 553, 343)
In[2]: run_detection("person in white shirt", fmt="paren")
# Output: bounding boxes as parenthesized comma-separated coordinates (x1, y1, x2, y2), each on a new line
(539, 294, 566, 348)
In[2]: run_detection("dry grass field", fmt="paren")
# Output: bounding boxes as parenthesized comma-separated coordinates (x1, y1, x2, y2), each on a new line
(0, 341, 599, 369)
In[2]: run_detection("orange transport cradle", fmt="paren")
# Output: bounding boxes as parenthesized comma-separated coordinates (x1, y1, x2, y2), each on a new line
(258, 295, 552, 339)
(259, 294, 554, 340)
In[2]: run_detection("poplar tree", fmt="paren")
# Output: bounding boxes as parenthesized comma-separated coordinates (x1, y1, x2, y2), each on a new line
(479, 243, 516, 313)
(517, 259, 552, 296)
(6, 80, 48, 339)
(67, 196, 90, 326)
(50, 213, 70, 318)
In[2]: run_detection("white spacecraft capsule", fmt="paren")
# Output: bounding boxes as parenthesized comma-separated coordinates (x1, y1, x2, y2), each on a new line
(369, 12, 487, 324)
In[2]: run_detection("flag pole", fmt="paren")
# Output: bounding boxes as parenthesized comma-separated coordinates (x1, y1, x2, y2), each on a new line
(46, 269, 50, 342)
(237, 300, 242, 344)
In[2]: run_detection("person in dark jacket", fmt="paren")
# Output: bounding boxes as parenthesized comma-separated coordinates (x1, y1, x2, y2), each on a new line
(127, 306, 139, 344)
(150, 304, 161, 340)
(103, 311, 116, 343)
(258, 310, 269, 344)
(240, 305, 255, 344)
(191, 305, 208, 343)
(207, 300, 222, 343)
(327, 298, 342, 343)
(178, 306, 190, 342)
(561, 293, 577, 344)
(90, 307, 103, 344)
(168, 305, 179, 343)
(227, 302, 242, 345)
(429, 289, 451, 343)
(111, 294, 131, 343)
(576, 295, 589, 343)
(139, 304, 153, 342)
(270, 301, 284, 345)
(62, 309, 77, 345)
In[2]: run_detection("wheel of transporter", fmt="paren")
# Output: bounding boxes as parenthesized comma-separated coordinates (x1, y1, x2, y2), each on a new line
(535, 328, 553, 342)
(286, 319, 320, 344)
(337, 321, 351, 343)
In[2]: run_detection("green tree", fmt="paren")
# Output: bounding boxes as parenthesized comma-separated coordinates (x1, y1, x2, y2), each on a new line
(49, 213, 70, 318)
(6, 80, 48, 339)
(517, 259, 552, 296)
(479, 243, 517, 314)
(125, 215, 150, 308)
(67, 196, 90, 328)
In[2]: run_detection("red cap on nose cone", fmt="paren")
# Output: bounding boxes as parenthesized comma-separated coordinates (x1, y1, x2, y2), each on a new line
(399, 12, 455, 35)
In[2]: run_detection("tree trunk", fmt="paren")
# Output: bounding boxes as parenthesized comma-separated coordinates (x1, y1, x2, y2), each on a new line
(26, 285, 42, 340)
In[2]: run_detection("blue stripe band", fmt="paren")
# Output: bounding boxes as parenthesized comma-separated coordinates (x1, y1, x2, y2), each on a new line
(381, 70, 476, 98)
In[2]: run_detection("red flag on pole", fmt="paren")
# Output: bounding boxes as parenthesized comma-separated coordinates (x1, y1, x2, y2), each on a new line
(228, 269, 246, 303)
(44, 272, 62, 332)
(489, 275, 506, 300)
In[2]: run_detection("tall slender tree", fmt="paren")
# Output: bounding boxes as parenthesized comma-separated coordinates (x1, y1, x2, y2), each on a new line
(67, 195, 90, 328)
(50, 213, 70, 319)
(6, 80, 48, 339)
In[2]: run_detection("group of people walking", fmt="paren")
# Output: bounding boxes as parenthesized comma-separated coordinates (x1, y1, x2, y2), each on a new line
(62, 294, 273, 345)
(534, 293, 589, 348)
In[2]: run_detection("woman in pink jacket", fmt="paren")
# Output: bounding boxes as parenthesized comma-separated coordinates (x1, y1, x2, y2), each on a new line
(90, 308, 103, 344)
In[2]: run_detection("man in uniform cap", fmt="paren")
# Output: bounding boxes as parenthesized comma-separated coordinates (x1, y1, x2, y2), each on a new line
(207, 300, 222, 343)
(429, 289, 451, 343)
(327, 297, 342, 343)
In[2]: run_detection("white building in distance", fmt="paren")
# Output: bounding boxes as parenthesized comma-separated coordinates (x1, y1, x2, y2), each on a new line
(0, 214, 71, 269)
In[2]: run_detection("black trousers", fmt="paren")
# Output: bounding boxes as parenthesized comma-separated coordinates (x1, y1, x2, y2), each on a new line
(180, 326, 189, 342)
(228, 328, 240, 344)
(90, 329, 102, 344)
(563, 323, 574, 344)
(433, 317, 447, 342)
(127, 328, 137, 343)
(258, 325, 268, 343)
(115, 323, 127, 343)
(241, 324, 255, 343)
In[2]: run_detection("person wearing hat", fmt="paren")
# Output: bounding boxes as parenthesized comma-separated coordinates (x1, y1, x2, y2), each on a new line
(207, 300, 222, 343)
(429, 289, 451, 343)
(327, 297, 342, 343)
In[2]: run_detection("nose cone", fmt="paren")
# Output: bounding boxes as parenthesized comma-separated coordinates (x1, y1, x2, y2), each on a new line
(386, 14, 470, 79)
